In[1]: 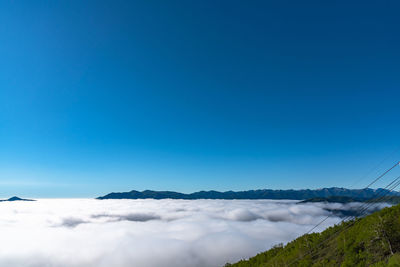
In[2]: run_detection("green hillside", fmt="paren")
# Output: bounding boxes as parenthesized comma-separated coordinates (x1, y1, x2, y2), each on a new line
(227, 204, 400, 266)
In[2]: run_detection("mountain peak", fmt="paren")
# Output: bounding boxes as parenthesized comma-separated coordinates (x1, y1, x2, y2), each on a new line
(8, 196, 22, 201)
(0, 196, 36, 202)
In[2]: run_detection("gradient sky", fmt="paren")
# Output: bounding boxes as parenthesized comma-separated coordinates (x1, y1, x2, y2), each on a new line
(1, 1, 400, 197)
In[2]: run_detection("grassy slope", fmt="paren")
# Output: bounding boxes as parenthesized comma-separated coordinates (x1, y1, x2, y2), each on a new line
(227, 204, 400, 266)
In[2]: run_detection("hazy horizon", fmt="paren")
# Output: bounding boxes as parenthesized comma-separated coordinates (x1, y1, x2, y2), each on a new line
(2, 184, 400, 199)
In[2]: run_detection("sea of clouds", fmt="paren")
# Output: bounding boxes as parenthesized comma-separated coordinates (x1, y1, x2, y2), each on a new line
(0, 199, 390, 267)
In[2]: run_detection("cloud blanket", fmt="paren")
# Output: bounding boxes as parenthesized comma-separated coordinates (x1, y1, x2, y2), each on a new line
(0, 199, 389, 267)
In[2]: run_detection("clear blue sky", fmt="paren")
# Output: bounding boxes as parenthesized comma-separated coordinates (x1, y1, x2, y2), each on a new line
(1, 1, 400, 197)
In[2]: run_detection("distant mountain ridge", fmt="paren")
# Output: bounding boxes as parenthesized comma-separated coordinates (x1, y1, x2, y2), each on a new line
(0, 196, 35, 202)
(97, 187, 400, 200)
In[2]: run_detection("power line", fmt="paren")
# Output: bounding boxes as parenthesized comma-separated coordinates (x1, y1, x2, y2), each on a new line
(302, 161, 399, 237)
(292, 177, 400, 266)
(267, 161, 399, 266)
(348, 146, 400, 189)
(364, 161, 400, 189)
(285, 168, 400, 266)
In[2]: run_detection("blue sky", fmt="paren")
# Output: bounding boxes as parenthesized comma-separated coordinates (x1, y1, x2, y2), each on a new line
(1, 1, 400, 197)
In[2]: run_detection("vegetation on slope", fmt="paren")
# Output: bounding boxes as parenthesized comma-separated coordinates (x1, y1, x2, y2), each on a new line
(227, 204, 400, 266)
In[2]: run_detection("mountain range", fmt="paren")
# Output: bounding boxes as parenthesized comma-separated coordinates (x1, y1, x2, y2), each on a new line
(97, 187, 400, 200)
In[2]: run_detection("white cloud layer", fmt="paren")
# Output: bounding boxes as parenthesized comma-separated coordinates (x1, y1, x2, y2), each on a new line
(0, 199, 390, 267)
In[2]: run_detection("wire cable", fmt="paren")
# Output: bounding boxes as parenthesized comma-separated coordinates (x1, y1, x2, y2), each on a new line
(286, 172, 400, 266)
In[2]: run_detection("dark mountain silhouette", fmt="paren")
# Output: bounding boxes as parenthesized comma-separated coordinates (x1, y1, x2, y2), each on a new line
(299, 195, 400, 204)
(0, 196, 35, 202)
(298, 196, 364, 203)
(97, 187, 400, 200)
